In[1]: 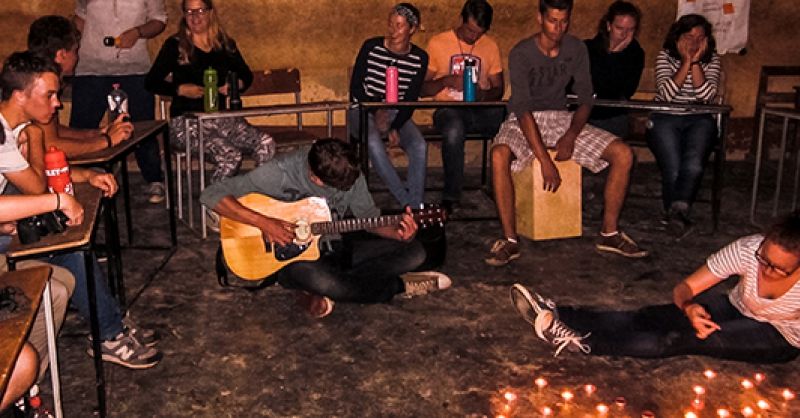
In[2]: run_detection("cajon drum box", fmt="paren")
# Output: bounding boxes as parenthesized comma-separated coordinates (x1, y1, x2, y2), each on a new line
(513, 151, 582, 240)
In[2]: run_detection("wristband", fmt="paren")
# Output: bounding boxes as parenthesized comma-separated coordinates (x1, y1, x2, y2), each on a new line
(55, 193, 61, 211)
(102, 133, 113, 147)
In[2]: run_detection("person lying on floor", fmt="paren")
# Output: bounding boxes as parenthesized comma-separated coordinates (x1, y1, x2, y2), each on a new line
(510, 212, 800, 363)
(200, 138, 451, 318)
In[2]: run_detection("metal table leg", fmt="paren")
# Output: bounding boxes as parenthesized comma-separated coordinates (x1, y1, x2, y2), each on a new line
(750, 109, 768, 226)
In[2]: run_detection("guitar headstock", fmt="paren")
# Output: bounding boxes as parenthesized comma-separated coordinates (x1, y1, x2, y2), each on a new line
(412, 203, 447, 228)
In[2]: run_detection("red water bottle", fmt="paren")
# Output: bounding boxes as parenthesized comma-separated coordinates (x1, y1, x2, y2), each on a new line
(385, 61, 398, 103)
(45, 146, 74, 196)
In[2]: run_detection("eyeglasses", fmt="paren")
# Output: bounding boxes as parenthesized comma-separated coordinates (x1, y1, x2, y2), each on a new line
(184, 7, 210, 17)
(755, 242, 797, 278)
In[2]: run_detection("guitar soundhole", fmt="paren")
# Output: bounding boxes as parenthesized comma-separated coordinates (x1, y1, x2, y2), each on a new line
(274, 242, 309, 261)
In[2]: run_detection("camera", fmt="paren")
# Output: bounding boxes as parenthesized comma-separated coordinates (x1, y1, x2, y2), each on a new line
(17, 211, 69, 245)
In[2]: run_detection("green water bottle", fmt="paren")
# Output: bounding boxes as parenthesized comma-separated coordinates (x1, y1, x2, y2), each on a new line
(203, 67, 218, 112)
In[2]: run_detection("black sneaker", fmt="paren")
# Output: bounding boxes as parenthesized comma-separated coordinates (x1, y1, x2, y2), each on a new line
(86, 331, 162, 369)
(510, 284, 590, 357)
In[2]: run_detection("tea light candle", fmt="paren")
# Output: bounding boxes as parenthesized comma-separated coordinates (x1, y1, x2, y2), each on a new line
(685, 412, 698, 418)
(561, 390, 574, 402)
(692, 398, 705, 410)
(641, 410, 656, 418)
(503, 392, 517, 402)
(754, 373, 765, 383)
(741, 406, 754, 417)
(757, 399, 770, 410)
(693, 385, 706, 396)
(614, 397, 627, 408)
(541, 406, 553, 416)
(584, 384, 596, 396)
(741, 379, 754, 389)
(535, 378, 548, 389)
(596, 404, 609, 415)
(703, 369, 717, 379)
(782, 389, 796, 401)
(716, 408, 731, 417)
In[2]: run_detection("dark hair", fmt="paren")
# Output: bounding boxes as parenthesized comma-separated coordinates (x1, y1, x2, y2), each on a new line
(765, 212, 800, 257)
(308, 138, 361, 191)
(461, 0, 493, 31)
(663, 13, 716, 63)
(597, 1, 641, 46)
(27, 15, 81, 60)
(539, 0, 573, 15)
(393, 3, 421, 28)
(1, 51, 61, 102)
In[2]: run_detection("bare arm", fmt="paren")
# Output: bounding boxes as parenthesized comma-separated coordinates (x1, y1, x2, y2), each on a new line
(117, 19, 166, 49)
(672, 265, 725, 339)
(479, 71, 504, 101)
(38, 114, 132, 158)
(519, 111, 561, 192)
(0, 193, 83, 225)
(213, 196, 296, 246)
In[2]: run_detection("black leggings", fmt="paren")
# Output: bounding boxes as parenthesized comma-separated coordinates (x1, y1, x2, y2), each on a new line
(558, 293, 800, 363)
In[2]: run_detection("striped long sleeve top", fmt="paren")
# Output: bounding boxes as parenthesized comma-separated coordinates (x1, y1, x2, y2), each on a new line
(654, 49, 721, 114)
(349, 37, 429, 131)
(706, 234, 800, 348)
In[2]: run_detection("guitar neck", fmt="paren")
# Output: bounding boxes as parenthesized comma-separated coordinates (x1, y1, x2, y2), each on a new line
(311, 214, 405, 235)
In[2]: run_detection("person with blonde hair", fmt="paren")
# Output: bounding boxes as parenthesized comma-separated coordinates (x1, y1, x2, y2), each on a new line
(146, 0, 275, 229)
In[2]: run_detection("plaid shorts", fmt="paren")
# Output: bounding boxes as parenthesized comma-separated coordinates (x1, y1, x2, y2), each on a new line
(493, 111, 618, 173)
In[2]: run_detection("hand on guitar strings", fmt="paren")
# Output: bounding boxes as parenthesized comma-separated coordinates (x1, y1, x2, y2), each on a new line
(259, 216, 297, 246)
(394, 206, 418, 242)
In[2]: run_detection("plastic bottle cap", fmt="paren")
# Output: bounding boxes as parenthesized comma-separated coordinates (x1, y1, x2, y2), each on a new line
(112, 83, 121, 89)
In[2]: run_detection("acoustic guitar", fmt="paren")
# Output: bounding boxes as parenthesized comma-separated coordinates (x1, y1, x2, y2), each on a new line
(219, 194, 446, 280)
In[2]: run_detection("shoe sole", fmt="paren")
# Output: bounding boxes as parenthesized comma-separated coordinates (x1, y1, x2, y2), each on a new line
(485, 252, 520, 267)
(595, 245, 649, 258)
(510, 284, 545, 326)
(86, 349, 162, 369)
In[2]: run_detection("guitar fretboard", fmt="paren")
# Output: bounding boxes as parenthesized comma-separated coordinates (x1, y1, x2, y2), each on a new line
(311, 215, 406, 235)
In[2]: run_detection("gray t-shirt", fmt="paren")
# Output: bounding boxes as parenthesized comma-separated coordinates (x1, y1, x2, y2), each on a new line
(507, 34, 594, 117)
(200, 147, 380, 221)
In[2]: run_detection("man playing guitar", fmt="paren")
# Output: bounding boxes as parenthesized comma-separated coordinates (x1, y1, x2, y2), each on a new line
(200, 138, 451, 318)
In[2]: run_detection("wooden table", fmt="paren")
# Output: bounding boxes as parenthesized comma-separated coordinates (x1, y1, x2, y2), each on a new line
(0, 266, 49, 401)
(6, 184, 107, 418)
(71, 120, 178, 306)
(187, 101, 350, 238)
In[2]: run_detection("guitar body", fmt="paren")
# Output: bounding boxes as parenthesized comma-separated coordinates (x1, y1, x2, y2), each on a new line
(220, 194, 331, 280)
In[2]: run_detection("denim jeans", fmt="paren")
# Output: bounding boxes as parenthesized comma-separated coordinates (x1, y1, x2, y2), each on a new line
(275, 231, 425, 303)
(69, 75, 164, 183)
(558, 293, 800, 363)
(646, 113, 717, 211)
(433, 107, 504, 202)
(40, 252, 124, 341)
(348, 109, 427, 207)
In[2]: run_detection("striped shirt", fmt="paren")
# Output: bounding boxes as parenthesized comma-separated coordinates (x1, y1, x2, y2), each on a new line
(349, 37, 428, 131)
(654, 49, 721, 114)
(706, 234, 800, 347)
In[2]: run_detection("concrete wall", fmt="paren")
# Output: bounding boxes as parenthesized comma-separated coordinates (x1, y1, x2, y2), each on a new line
(2, 0, 799, 120)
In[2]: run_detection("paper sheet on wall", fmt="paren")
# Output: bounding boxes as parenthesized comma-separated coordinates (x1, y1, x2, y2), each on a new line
(677, 0, 750, 54)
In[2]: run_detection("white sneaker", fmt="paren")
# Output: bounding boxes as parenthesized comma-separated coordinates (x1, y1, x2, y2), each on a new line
(400, 271, 452, 297)
(147, 182, 165, 204)
(206, 210, 220, 233)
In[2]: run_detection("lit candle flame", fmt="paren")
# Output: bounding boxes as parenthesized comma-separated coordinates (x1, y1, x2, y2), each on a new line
(716, 408, 731, 417)
(561, 390, 574, 402)
(534, 377, 548, 389)
(503, 392, 516, 402)
(496, 415, 506, 418)
(757, 399, 770, 410)
(741, 406, 754, 417)
(685, 412, 698, 418)
(703, 369, 717, 379)
(584, 384, 596, 395)
(782, 389, 796, 401)
(741, 379, 754, 389)
(541, 406, 553, 416)
(693, 385, 706, 396)
(754, 372, 765, 383)
(596, 404, 609, 415)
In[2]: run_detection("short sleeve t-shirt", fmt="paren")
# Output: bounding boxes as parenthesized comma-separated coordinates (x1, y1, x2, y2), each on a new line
(426, 30, 503, 101)
(0, 113, 31, 194)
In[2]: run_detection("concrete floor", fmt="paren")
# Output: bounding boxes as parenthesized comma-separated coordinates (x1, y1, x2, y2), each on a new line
(43, 158, 800, 417)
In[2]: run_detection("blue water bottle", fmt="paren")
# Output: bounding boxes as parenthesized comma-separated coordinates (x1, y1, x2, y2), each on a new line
(463, 58, 477, 102)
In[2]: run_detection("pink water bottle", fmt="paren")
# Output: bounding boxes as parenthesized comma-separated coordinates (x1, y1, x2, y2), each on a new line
(385, 61, 398, 103)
